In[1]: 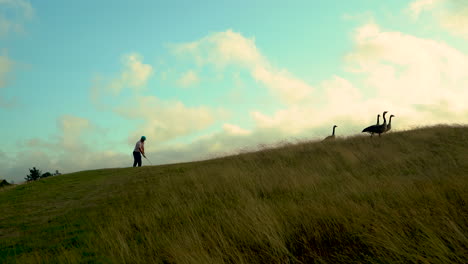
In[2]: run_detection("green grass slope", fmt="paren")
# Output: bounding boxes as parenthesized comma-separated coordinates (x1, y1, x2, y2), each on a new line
(1, 125, 467, 263)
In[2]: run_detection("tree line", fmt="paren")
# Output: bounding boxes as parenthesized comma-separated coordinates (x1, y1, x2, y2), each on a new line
(25, 167, 61, 182)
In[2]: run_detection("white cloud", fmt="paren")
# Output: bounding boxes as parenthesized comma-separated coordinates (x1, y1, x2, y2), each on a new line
(91, 53, 219, 144)
(107, 53, 153, 95)
(346, 22, 468, 106)
(251, 107, 315, 134)
(58, 115, 92, 150)
(439, 8, 468, 39)
(91, 53, 154, 107)
(172, 29, 314, 104)
(176, 70, 199, 87)
(172, 29, 263, 68)
(26, 115, 93, 152)
(223, 123, 250, 135)
(252, 65, 313, 104)
(408, 0, 468, 39)
(115, 95, 220, 142)
(407, 0, 443, 18)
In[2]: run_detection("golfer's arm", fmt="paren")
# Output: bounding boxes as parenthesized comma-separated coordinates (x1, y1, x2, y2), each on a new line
(140, 146, 145, 155)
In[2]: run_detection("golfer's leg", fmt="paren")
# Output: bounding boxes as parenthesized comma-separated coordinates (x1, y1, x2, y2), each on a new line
(133, 152, 138, 167)
(137, 152, 142, 167)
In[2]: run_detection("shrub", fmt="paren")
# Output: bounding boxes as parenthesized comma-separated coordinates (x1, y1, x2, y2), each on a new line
(25, 167, 42, 182)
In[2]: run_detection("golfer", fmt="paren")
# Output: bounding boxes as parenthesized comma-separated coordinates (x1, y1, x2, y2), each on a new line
(133, 136, 146, 167)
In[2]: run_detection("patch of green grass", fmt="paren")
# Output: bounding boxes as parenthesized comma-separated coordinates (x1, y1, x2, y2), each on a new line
(1, 125, 467, 263)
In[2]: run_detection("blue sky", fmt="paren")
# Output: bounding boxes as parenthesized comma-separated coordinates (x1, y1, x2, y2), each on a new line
(1, 0, 468, 182)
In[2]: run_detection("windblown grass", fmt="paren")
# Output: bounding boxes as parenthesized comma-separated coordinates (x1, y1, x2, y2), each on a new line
(1, 125, 467, 263)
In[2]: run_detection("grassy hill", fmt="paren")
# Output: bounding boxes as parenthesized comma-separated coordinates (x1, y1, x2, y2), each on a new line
(1, 125, 467, 263)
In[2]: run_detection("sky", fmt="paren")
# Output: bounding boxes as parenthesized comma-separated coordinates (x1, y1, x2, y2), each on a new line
(1, 0, 468, 183)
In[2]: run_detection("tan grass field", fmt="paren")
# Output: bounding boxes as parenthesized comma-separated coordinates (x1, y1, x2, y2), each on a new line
(0, 125, 467, 263)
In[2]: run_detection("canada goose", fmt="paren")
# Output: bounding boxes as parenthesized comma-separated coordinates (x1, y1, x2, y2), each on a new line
(362, 111, 388, 137)
(376, 111, 388, 136)
(385, 115, 395, 132)
(324, 125, 337, 141)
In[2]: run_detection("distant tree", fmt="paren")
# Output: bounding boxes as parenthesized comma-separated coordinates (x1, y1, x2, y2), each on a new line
(41, 172, 52, 178)
(0, 179, 10, 187)
(25, 167, 42, 182)
(53, 170, 61, 176)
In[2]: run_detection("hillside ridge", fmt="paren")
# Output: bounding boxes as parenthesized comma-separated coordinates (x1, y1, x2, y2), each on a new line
(1, 125, 467, 263)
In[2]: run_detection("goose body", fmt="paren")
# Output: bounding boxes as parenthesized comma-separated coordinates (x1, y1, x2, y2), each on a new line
(362, 114, 380, 136)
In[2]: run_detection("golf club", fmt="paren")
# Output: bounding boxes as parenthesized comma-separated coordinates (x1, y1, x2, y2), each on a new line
(144, 156, 153, 165)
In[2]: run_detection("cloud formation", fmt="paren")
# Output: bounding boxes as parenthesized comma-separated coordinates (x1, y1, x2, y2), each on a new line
(90, 52, 221, 148)
(108, 53, 153, 95)
(346, 22, 468, 115)
(408, 0, 468, 39)
(408, 0, 443, 18)
(26, 115, 93, 152)
(115, 95, 219, 143)
(223, 123, 250, 135)
(91, 53, 154, 106)
(172, 30, 314, 104)
(168, 24, 468, 150)
(254, 22, 468, 135)
(176, 70, 199, 87)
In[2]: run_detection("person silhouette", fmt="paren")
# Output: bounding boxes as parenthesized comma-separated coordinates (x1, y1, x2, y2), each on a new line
(133, 136, 146, 167)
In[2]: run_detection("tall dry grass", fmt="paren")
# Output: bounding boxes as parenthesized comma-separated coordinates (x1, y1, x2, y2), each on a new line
(94, 126, 468, 263)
